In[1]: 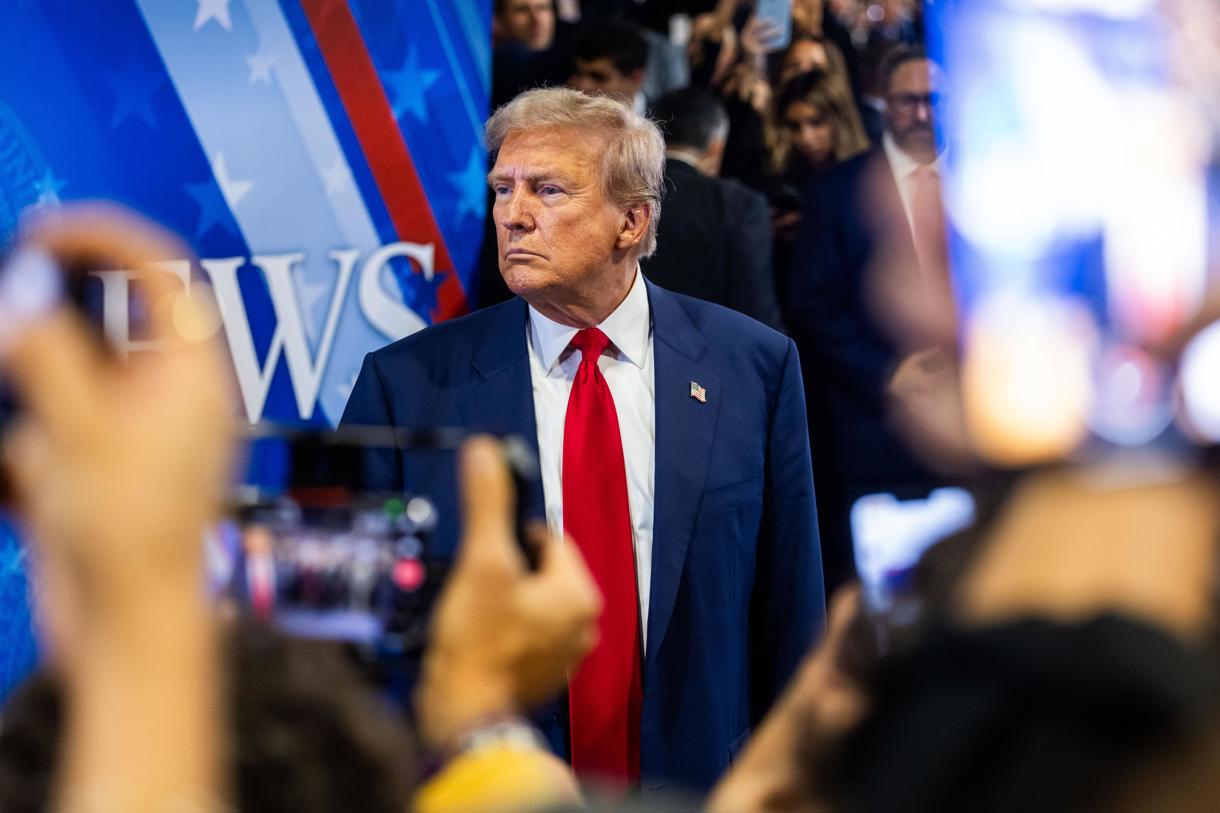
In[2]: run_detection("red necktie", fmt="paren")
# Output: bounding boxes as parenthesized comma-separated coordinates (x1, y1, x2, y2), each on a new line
(563, 327, 642, 785)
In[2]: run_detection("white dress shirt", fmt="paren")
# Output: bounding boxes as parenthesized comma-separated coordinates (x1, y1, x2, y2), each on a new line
(883, 131, 947, 234)
(527, 269, 655, 646)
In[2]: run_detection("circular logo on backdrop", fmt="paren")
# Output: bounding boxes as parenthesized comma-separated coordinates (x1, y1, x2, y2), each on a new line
(0, 101, 55, 247)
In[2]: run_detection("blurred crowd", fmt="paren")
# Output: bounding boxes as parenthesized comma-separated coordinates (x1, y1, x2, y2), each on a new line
(3, 2, 1220, 813)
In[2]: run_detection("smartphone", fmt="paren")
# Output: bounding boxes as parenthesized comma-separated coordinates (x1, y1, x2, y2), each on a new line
(213, 426, 542, 656)
(934, 0, 1220, 463)
(851, 487, 975, 619)
(754, 0, 793, 53)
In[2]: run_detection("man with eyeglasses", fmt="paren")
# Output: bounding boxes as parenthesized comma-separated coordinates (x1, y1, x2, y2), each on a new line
(785, 45, 952, 595)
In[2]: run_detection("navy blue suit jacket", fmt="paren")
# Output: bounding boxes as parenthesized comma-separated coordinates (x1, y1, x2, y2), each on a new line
(787, 150, 932, 486)
(340, 280, 825, 793)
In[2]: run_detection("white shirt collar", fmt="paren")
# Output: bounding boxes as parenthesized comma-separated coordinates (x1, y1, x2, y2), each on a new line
(528, 267, 650, 374)
(882, 131, 947, 181)
(665, 149, 703, 170)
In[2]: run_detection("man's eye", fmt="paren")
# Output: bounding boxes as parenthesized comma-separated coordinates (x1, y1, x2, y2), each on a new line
(493, 184, 511, 195)
(539, 185, 563, 195)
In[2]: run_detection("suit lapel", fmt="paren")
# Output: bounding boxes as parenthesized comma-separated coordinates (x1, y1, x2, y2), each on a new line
(458, 299, 545, 520)
(646, 282, 721, 662)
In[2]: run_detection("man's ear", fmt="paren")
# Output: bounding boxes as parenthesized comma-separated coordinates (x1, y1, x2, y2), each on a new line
(702, 136, 727, 177)
(616, 204, 651, 252)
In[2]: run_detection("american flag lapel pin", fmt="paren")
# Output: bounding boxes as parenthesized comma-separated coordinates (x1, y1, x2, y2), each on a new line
(689, 380, 707, 403)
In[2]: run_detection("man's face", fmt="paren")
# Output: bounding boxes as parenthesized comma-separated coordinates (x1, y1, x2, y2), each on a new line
(498, 0, 555, 51)
(885, 58, 943, 161)
(489, 127, 633, 315)
(569, 58, 642, 105)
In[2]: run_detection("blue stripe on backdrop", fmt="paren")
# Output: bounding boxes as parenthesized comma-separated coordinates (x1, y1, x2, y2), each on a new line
(349, 0, 491, 292)
(0, 520, 36, 702)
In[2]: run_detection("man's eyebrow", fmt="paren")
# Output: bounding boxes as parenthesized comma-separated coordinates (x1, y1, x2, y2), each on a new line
(487, 170, 579, 187)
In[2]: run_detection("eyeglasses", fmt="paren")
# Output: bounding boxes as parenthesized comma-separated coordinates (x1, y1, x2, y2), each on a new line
(888, 92, 944, 115)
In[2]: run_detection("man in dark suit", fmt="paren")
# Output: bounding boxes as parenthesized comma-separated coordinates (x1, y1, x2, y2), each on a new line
(787, 46, 953, 593)
(342, 87, 824, 794)
(642, 87, 784, 331)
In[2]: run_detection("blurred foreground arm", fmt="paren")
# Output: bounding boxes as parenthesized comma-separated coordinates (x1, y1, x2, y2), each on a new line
(416, 437, 600, 812)
(708, 587, 867, 813)
(2, 206, 233, 811)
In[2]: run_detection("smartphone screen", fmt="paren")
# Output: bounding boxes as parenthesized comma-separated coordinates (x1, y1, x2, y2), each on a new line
(851, 487, 975, 617)
(210, 428, 541, 656)
(754, 0, 793, 52)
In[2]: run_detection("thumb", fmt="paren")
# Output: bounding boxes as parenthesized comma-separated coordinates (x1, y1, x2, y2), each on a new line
(457, 436, 516, 566)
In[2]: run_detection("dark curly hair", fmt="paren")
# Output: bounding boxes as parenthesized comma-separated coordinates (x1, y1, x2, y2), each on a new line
(0, 620, 416, 813)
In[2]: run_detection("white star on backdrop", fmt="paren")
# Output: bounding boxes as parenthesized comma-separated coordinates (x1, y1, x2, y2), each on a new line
(323, 157, 354, 198)
(246, 51, 276, 85)
(209, 152, 253, 209)
(194, 0, 233, 32)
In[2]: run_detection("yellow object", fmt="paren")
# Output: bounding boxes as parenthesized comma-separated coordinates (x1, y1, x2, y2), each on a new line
(416, 746, 582, 813)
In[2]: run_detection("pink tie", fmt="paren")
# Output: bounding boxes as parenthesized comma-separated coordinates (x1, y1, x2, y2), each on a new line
(910, 164, 950, 288)
(562, 327, 642, 786)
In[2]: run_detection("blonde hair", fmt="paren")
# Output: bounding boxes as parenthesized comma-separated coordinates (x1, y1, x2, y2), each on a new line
(486, 87, 665, 258)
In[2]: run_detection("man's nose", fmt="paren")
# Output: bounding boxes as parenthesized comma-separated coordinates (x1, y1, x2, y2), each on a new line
(914, 100, 933, 123)
(500, 188, 535, 232)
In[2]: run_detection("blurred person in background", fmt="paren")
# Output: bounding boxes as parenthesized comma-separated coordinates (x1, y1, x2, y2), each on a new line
(493, 0, 576, 109)
(567, 19, 651, 111)
(786, 45, 948, 594)
(558, 0, 690, 109)
(777, 34, 833, 84)
(643, 86, 785, 330)
(768, 69, 871, 302)
(496, 0, 557, 51)
(0, 206, 596, 813)
(770, 70, 871, 189)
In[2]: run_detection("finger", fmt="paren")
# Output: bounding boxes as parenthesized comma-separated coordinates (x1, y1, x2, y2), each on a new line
(3, 309, 104, 441)
(825, 584, 861, 642)
(21, 203, 198, 351)
(22, 203, 189, 280)
(534, 528, 603, 618)
(456, 436, 517, 567)
(3, 421, 53, 515)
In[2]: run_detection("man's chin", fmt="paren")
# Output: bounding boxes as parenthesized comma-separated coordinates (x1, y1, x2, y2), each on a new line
(897, 130, 938, 155)
(500, 265, 550, 299)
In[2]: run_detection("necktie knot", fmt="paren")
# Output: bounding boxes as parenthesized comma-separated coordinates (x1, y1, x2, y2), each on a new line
(570, 327, 612, 364)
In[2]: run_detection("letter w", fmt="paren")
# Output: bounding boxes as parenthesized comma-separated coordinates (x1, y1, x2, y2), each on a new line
(203, 251, 357, 423)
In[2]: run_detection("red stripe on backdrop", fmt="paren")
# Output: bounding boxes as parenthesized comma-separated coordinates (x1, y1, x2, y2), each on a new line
(299, 0, 469, 320)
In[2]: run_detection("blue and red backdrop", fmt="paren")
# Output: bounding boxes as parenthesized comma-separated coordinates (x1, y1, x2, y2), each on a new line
(0, 0, 492, 697)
